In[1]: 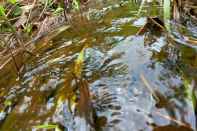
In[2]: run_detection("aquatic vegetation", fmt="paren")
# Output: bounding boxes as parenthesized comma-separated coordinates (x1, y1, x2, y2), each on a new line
(34, 124, 62, 131)
(74, 44, 88, 78)
(163, 0, 171, 31)
(0, 0, 197, 131)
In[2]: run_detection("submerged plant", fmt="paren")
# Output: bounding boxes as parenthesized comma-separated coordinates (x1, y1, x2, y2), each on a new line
(34, 124, 62, 131)
(74, 44, 88, 78)
(182, 76, 197, 109)
(163, 0, 171, 31)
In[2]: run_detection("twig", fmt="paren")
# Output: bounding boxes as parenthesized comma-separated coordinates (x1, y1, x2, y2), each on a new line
(26, 0, 37, 26)
(7, 16, 21, 22)
(137, 107, 192, 129)
(6, 38, 20, 75)
(39, 0, 53, 20)
(136, 17, 166, 35)
(148, 17, 165, 30)
(140, 73, 160, 102)
(6, 4, 17, 17)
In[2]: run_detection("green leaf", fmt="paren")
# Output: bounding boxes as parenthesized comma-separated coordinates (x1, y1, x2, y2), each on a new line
(24, 24, 32, 34)
(8, 0, 17, 4)
(53, 7, 64, 15)
(163, 0, 171, 31)
(0, 5, 5, 16)
(74, 45, 86, 77)
(12, 5, 22, 16)
(72, 0, 80, 10)
(34, 124, 57, 129)
(183, 78, 196, 108)
(4, 100, 12, 106)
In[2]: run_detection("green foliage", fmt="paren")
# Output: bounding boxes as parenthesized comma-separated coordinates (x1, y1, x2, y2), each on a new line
(0, 5, 6, 17)
(24, 24, 33, 34)
(7, 0, 17, 4)
(183, 77, 197, 109)
(72, 0, 80, 10)
(12, 5, 22, 16)
(163, 0, 171, 31)
(137, 0, 146, 16)
(4, 100, 12, 106)
(53, 7, 64, 15)
(74, 44, 88, 77)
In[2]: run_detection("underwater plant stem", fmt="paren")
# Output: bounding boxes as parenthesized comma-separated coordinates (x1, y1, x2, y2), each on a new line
(163, 0, 171, 31)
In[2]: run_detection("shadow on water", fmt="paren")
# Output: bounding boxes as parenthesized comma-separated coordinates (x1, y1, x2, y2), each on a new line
(0, 0, 197, 131)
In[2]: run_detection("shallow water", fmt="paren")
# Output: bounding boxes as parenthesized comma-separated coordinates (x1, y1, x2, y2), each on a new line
(0, 0, 197, 131)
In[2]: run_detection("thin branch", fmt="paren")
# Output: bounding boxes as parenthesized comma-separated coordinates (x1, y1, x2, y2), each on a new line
(140, 73, 160, 102)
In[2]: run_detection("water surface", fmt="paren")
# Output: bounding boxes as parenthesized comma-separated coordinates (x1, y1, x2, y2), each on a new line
(0, 0, 196, 131)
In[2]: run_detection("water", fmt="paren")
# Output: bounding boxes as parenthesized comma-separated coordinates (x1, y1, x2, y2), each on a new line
(0, 0, 196, 131)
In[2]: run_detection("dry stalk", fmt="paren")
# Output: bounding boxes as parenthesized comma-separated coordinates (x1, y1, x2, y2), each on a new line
(140, 73, 160, 102)
(137, 107, 192, 129)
